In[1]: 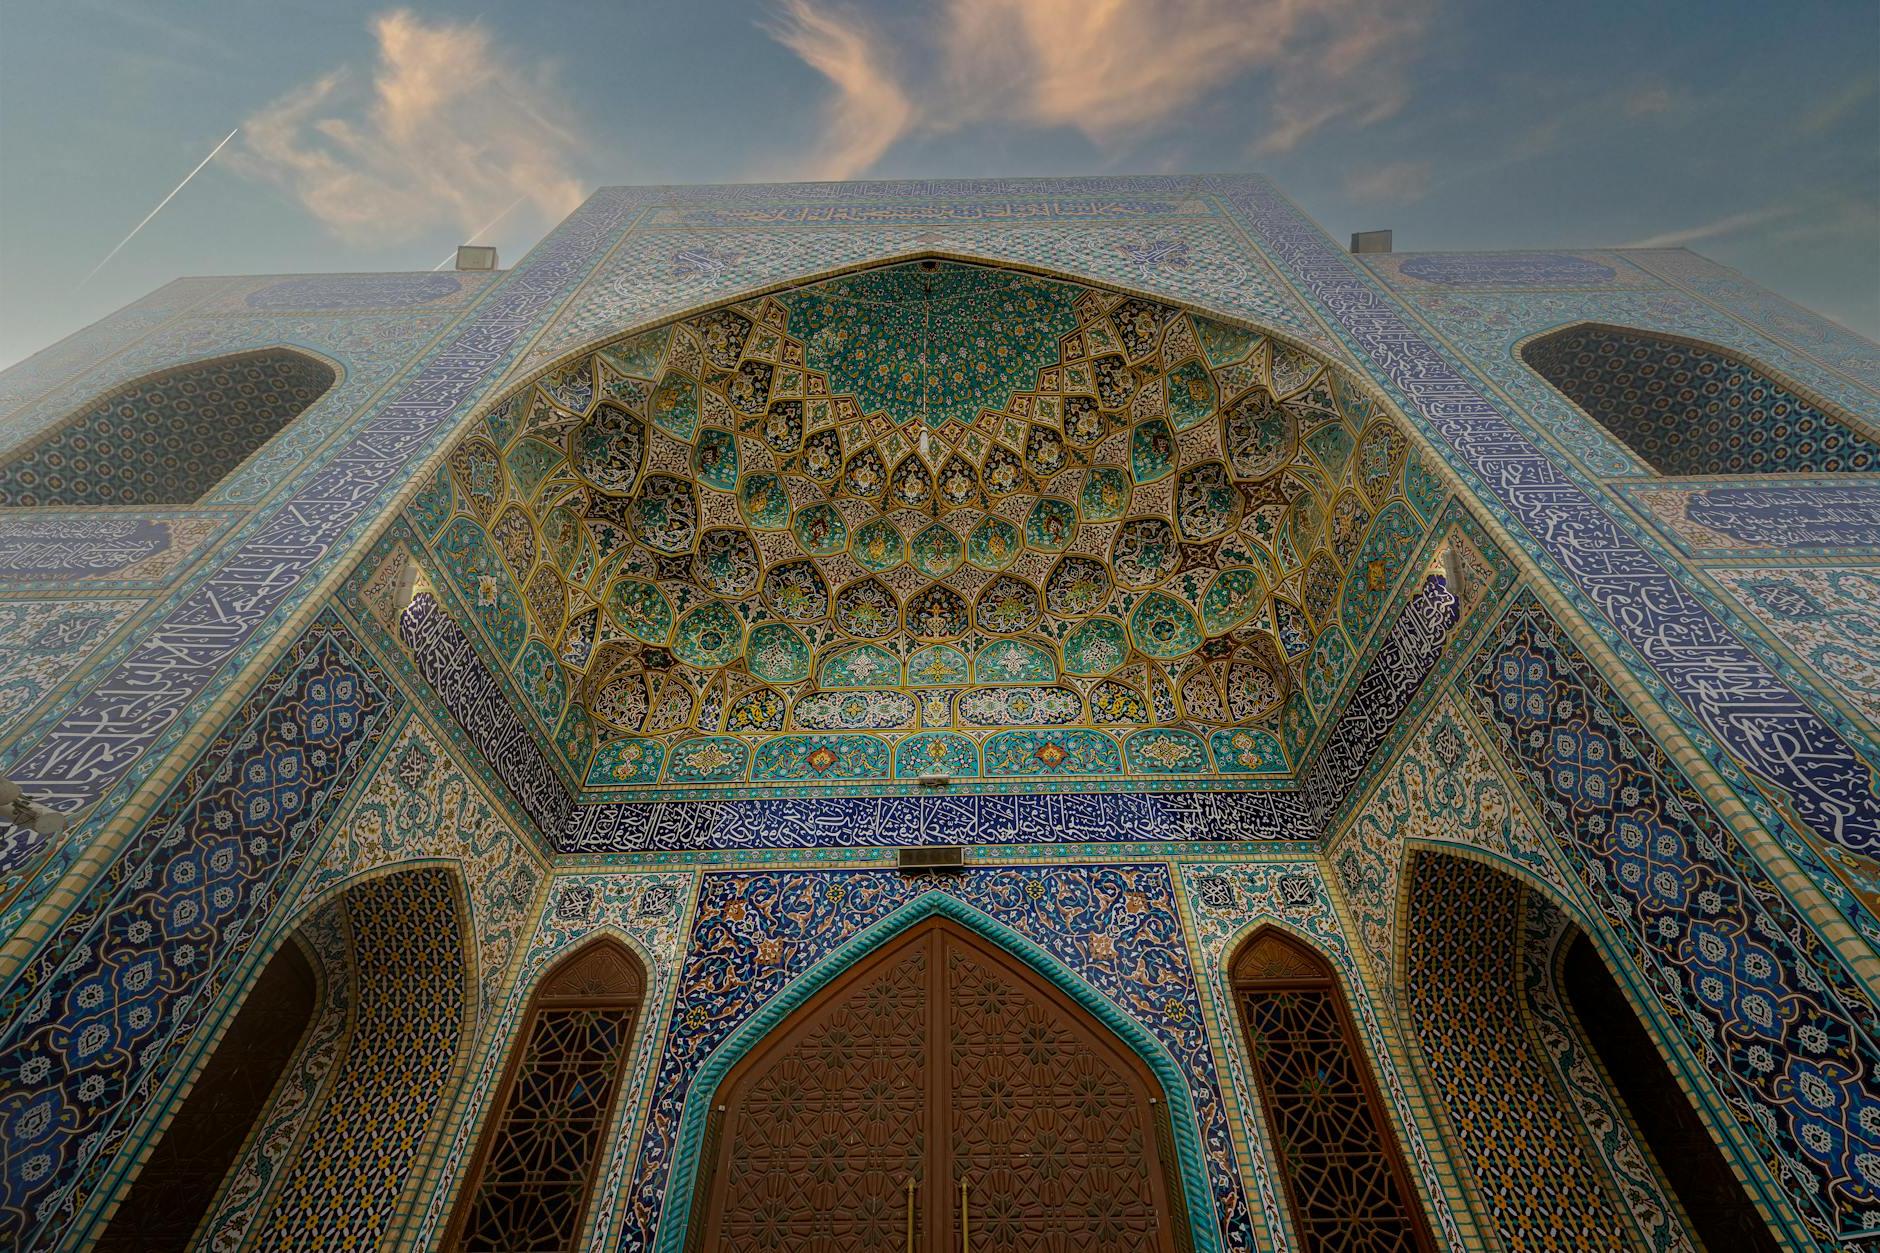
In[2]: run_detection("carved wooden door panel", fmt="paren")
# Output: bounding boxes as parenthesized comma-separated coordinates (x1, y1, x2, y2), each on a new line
(699, 933, 931, 1252)
(694, 919, 1184, 1253)
(944, 930, 1174, 1252)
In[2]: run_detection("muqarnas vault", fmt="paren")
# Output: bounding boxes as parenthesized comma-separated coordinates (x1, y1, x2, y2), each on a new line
(0, 176, 1876, 1252)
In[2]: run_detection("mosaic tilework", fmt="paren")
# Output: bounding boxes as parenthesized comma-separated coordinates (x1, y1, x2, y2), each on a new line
(0, 598, 141, 743)
(410, 871, 693, 1248)
(525, 179, 1340, 370)
(1520, 895, 1696, 1253)
(1299, 569, 1458, 827)
(1404, 853, 1632, 1250)
(1467, 593, 1880, 1246)
(301, 711, 545, 1017)
(0, 278, 220, 423)
(421, 259, 1437, 797)
(0, 349, 336, 506)
(253, 867, 466, 1250)
(1619, 480, 1880, 558)
(1333, 696, 1574, 994)
(1176, 860, 1464, 1252)
(196, 912, 354, 1253)
(241, 272, 483, 312)
(0, 187, 639, 902)
(1622, 249, 1880, 383)
(1521, 324, 1878, 476)
(0, 511, 240, 590)
(0, 618, 397, 1249)
(1363, 285, 1876, 480)
(397, 592, 572, 837)
(1212, 176, 1880, 935)
(619, 866, 1251, 1253)
(563, 787, 1311, 851)
(1366, 251, 1660, 291)
(1710, 566, 1880, 730)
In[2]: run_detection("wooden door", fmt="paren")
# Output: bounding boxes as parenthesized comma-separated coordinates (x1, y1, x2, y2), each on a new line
(692, 919, 1187, 1252)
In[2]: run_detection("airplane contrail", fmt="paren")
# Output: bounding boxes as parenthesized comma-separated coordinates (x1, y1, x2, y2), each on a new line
(80, 128, 239, 288)
(432, 194, 529, 271)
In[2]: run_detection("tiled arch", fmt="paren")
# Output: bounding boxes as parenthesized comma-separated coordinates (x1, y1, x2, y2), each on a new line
(0, 346, 338, 506)
(1518, 321, 1879, 477)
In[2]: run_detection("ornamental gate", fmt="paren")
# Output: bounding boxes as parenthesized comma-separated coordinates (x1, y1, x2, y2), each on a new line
(689, 918, 1191, 1252)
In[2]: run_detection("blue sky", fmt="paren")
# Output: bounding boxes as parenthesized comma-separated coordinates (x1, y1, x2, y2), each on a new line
(2, 0, 1875, 369)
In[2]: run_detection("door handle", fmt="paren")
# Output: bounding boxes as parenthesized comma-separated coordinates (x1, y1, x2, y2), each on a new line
(960, 1174, 970, 1253)
(906, 1176, 915, 1253)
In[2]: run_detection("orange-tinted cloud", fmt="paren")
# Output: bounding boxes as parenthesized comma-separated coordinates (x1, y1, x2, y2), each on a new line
(765, 0, 1436, 173)
(236, 10, 585, 245)
(763, 0, 914, 180)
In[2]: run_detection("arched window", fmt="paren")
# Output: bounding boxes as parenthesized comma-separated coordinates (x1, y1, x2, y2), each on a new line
(446, 937, 646, 1252)
(0, 348, 335, 506)
(1520, 324, 1877, 476)
(1231, 928, 1434, 1252)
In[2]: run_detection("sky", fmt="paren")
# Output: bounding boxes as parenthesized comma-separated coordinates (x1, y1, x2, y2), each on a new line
(1, 0, 1876, 370)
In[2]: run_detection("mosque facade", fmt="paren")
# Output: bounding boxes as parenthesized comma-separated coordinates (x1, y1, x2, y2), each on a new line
(0, 174, 1875, 1251)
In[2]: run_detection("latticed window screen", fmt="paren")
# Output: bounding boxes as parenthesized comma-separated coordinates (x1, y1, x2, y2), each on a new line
(1232, 929, 1434, 1253)
(447, 938, 645, 1251)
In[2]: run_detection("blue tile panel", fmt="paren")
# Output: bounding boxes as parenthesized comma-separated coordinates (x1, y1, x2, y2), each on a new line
(0, 618, 398, 1249)
(1208, 176, 1880, 929)
(1467, 594, 1879, 1247)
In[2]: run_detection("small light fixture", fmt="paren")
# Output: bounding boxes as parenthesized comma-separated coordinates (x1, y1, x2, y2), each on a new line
(455, 244, 499, 271)
(5, 795, 66, 836)
(917, 773, 951, 788)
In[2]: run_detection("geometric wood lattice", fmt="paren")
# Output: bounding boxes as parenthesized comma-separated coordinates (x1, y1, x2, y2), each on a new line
(447, 938, 645, 1251)
(1232, 928, 1434, 1253)
(692, 917, 1189, 1251)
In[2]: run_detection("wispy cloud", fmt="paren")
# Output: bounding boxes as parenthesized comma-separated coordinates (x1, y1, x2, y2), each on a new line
(1797, 75, 1877, 135)
(1620, 205, 1795, 250)
(760, 0, 1436, 176)
(1623, 82, 1682, 117)
(762, 0, 913, 180)
(1345, 160, 1433, 205)
(234, 10, 586, 246)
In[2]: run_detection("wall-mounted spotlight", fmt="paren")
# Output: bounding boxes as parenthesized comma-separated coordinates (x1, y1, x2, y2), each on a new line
(0, 776, 69, 836)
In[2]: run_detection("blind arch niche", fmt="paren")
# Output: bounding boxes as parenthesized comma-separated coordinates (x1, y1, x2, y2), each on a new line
(0, 347, 336, 506)
(1519, 323, 1877, 476)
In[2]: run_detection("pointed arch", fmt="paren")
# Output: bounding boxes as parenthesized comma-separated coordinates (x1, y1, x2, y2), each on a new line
(0, 346, 338, 506)
(658, 892, 1221, 1252)
(1228, 924, 1436, 1253)
(1518, 322, 1878, 476)
(684, 914, 1193, 1253)
(444, 935, 648, 1251)
(1400, 847, 1778, 1252)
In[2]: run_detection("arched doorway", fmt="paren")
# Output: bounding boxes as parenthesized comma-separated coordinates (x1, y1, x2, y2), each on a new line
(93, 936, 318, 1250)
(687, 916, 1192, 1252)
(1401, 849, 1778, 1252)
